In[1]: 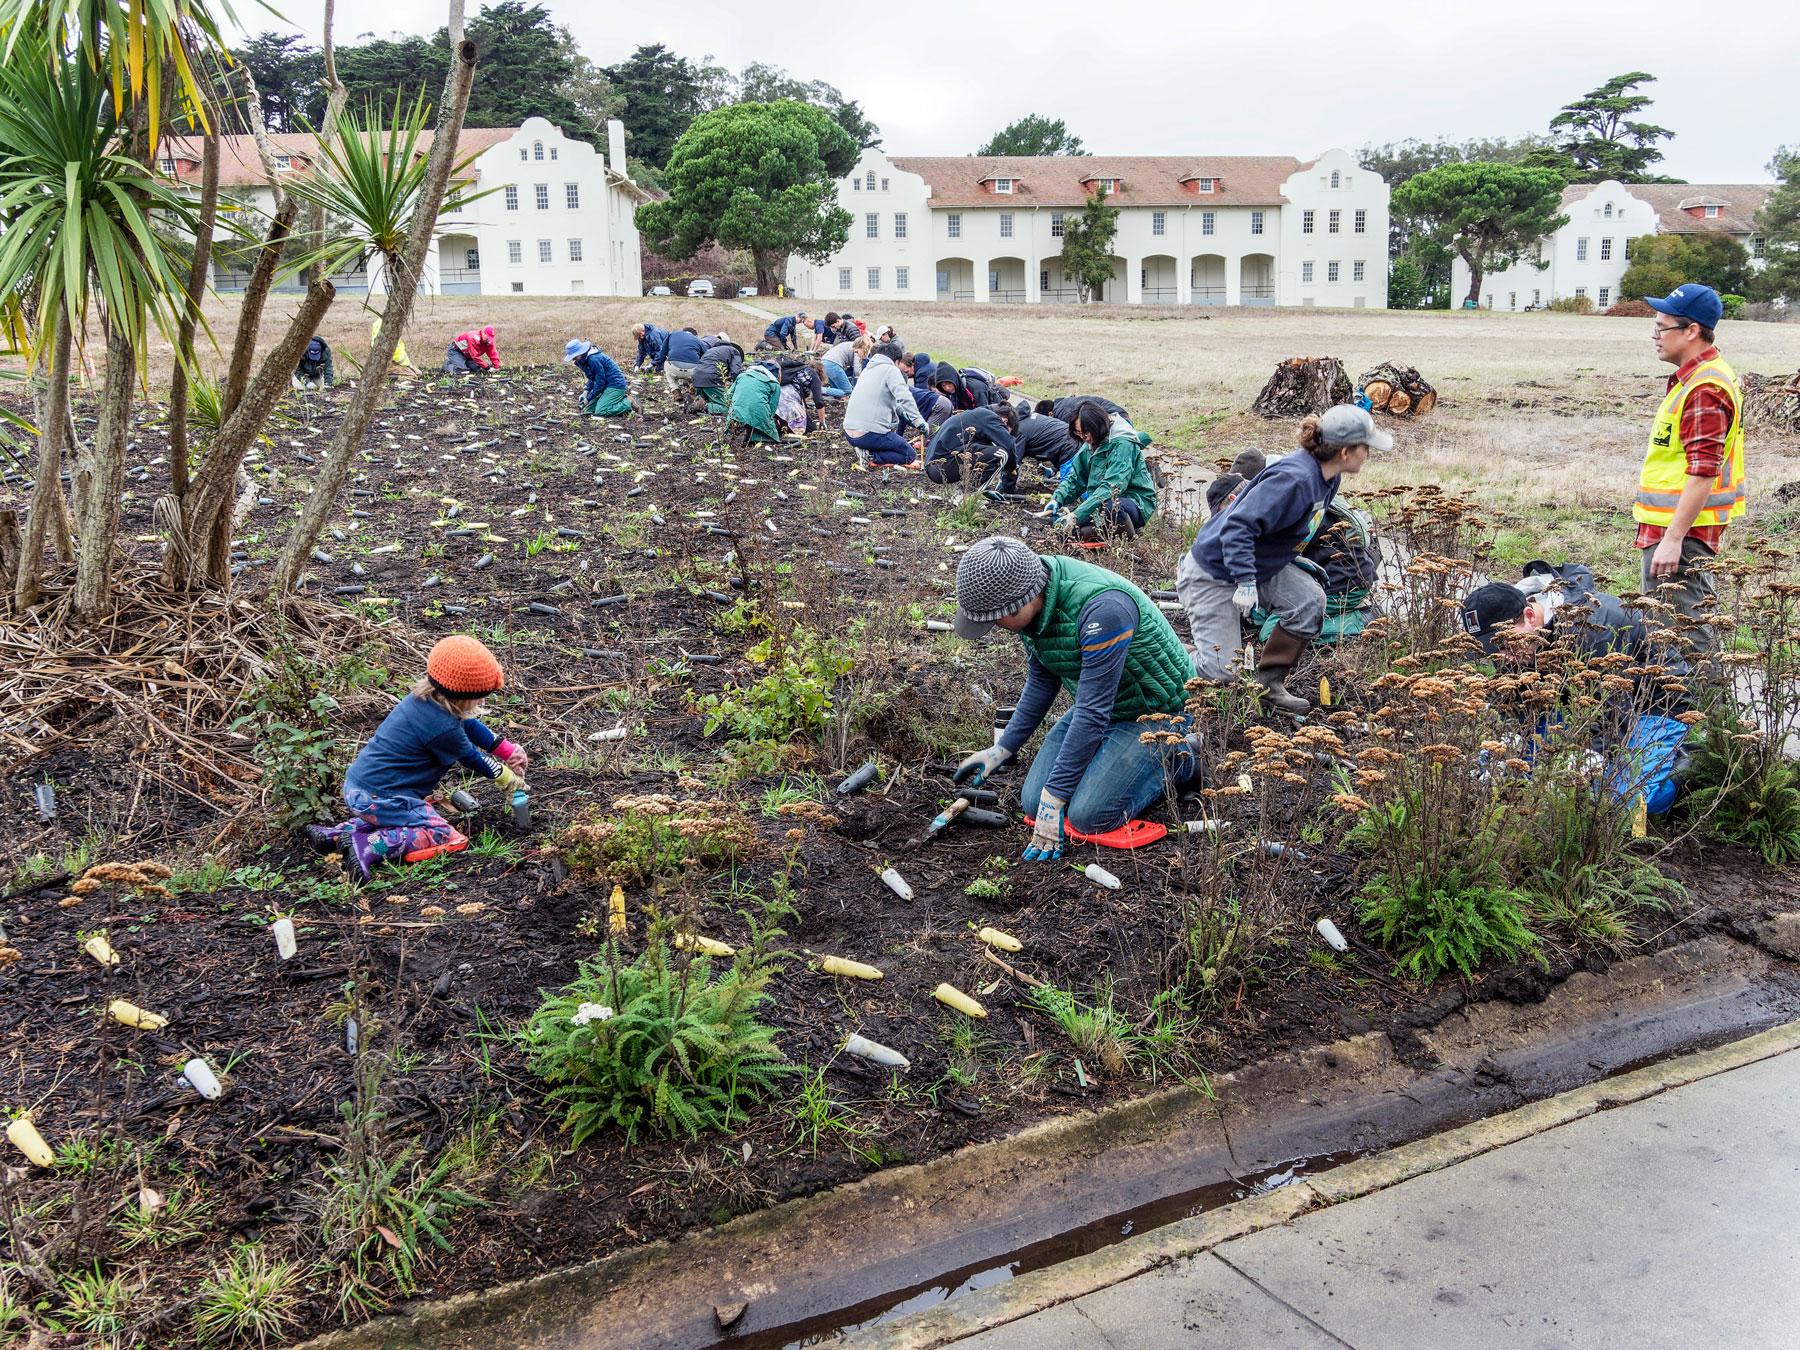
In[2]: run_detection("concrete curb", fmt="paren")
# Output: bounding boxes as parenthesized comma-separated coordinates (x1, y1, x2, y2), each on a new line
(861, 1018, 1800, 1348)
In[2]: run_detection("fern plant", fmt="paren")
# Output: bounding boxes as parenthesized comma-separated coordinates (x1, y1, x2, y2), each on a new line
(1684, 707, 1800, 866)
(1355, 870, 1542, 983)
(521, 924, 791, 1143)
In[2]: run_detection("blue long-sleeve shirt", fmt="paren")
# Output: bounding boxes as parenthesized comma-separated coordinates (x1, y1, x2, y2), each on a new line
(764, 315, 800, 348)
(634, 325, 668, 370)
(1191, 452, 1339, 585)
(927, 408, 1018, 468)
(576, 349, 626, 404)
(664, 330, 707, 365)
(345, 696, 505, 801)
(998, 591, 1139, 803)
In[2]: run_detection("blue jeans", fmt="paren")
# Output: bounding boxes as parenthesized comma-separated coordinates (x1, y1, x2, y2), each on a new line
(846, 429, 917, 466)
(821, 360, 853, 398)
(1020, 711, 1195, 833)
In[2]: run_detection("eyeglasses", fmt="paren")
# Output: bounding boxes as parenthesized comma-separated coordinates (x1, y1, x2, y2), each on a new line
(1652, 321, 1691, 335)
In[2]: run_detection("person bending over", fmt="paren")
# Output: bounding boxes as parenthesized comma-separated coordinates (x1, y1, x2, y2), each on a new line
(1045, 403, 1157, 539)
(925, 402, 1021, 490)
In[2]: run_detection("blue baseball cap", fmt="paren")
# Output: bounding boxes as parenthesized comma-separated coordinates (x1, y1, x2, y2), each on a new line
(1644, 283, 1723, 329)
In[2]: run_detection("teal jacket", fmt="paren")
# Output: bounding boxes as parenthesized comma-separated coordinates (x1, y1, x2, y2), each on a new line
(1051, 429, 1157, 525)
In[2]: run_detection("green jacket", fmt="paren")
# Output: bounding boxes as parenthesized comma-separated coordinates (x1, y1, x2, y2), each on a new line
(1051, 432, 1157, 525)
(1019, 554, 1192, 720)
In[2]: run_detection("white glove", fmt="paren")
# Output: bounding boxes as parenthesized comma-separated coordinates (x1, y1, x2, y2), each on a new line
(1232, 582, 1259, 620)
(954, 744, 1012, 787)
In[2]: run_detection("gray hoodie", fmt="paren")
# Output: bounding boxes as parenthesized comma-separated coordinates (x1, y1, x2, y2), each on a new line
(843, 353, 927, 436)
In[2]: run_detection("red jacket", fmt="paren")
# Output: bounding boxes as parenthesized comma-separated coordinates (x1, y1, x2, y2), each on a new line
(453, 330, 501, 370)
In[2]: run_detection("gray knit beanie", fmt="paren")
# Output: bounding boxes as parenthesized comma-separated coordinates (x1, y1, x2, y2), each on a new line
(955, 536, 1048, 638)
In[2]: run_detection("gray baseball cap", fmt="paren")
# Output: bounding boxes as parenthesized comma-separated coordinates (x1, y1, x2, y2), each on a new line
(1320, 404, 1393, 452)
(954, 536, 1048, 638)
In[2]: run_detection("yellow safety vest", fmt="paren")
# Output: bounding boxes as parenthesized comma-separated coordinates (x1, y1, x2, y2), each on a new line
(1633, 354, 1747, 529)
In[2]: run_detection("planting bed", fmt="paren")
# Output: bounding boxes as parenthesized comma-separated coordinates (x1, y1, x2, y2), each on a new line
(2, 367, 1797, 1346)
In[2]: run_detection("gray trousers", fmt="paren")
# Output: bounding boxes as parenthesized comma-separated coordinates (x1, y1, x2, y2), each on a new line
(1639, 535, 1718, 654)
(1176, 551, 1326, 682)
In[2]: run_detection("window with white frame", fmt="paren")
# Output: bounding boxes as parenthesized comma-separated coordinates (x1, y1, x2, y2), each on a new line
(504, 185, 519, 210)
(1040, 270, 1049, 290)
(533, 141, 543, 161)
(896, 266, 909, 290)
(838, 267, 852, 290)
(989, 269, 1000, 292)
(865, 171, 876, 191)
(851, 178, 860, 191)
(1353, 260, 1365, 282)
(568, 239, 583, 262)
(1601, 237, 1614, 261)
(1050, 212, 1065, 237)
(275, 154, 292, 170)
(1202, 211, 1215, 235)
(1140, 265, 1148, 287)
(565, 183, 580, 209)
(1330, 169, 1341, 188)
(1302, 209, 1315, 234)
(1576, 237, 1589, 261)
(537, 239, 552, 263)
(867, 266, 881, 290)
(1604, 202, 1614, 218)
(1509, 292, 1516, 310)
(535, 184, 549, 210)
(1096, 178, 1119, 194)
(1250, 210, 1264, 235)
(993, 178, 1014, 194)
(947, 213, 961, 239)
(1329, 209, 1341, 233)
(512, 281, 523, 291)
(507, 240, 522, 264)
(1575, 286, 1588, 299)
(894, 212, 907, 238)
(1354, 208, 1367, 234)
(1302, 261, 1314, 282)
(157, 156, 174, 174)
(519, 148, 527, 161)
(1533, 288, 1541, 305)
(1327, 260, 1340, 282)
(881, 177, 889, 191)
(999, 213, 1014, 238)
(1599, 286, 1611, 307)
(1193, 177, 1216, 192)
(1152, 211, 1166, 235)
(1751, 234, 1766, 258)
(865, 212, 878, 239)
(1705, 205, 1721, 218)
(465, 248, 480, 270)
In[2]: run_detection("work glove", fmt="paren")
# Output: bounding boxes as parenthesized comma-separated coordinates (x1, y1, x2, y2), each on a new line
(1054, 509, 1078, 532)
(953, 744, 1012, 787)
(1023, 792, 1066, 863)
(496, 739, 529, 773)
(1232, 581, 1259, 622)
(497, 764, 529, 793)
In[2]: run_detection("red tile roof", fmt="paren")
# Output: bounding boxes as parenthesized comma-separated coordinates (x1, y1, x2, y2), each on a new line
(887, 155, 1313, 208)
(161, 127, 520, 187)
(1623, 183, 1772, 237)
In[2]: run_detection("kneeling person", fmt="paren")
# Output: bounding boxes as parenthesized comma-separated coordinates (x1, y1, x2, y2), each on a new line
(925, 402, 1020, 490)
(1048, 403, 1158, 538)
(564, 339, 633, 416)
(952, 537, 1197, 861)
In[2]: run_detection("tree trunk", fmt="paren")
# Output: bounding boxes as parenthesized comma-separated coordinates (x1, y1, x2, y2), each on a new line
(187, 279, 335, 586)
(73, 322, 135, 615)
(220, 200, 299, 422)
(13, 319, 71, 610)
(0, 509, 21, 603)
(1249, 356, 1353, 419)
(167, 127, 220, 503)
(267, 32, 478, 599)
(1461, 248, 1483, 307)
(752, 250, 779, 295)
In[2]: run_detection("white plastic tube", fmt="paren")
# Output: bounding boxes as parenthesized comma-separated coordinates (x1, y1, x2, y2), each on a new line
(1315, 918, 1349, 952)
(182, 1057, 223, 1100)
(1084, 863, 1121, 891)
(271, 917, 297, 962)
(843, 1033, 911, 1070)
(879, 868, 913, 900)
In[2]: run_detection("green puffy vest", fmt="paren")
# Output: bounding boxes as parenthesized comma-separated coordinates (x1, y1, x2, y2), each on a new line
(1019, 554, 1192, 719)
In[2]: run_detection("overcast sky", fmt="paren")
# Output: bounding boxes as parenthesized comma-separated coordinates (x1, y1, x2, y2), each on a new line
(257, 0, 1790, 183)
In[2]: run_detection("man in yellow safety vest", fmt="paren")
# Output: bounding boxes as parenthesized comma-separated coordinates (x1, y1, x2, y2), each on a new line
(1634, 283, 1745, 652)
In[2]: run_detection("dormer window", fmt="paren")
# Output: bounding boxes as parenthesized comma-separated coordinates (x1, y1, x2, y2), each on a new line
(1192, 176, 1216, 193)
(993, 177, 1014, 194)
(1086, 178, 1119, 195)
(1705, 205, 1722, 218)
(158, 156, 174, 174)
(274, 154, 292, 171)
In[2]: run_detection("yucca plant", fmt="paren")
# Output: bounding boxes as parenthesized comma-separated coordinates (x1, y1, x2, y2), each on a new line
(521, 925, 792, 1144)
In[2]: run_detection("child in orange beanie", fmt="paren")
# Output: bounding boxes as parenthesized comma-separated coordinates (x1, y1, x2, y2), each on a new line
(309, 636, 528, 879)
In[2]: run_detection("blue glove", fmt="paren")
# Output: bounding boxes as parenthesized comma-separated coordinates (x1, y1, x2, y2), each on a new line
(1023, 792, 1066, 863)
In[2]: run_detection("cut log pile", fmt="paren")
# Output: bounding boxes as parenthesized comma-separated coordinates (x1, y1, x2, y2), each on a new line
(1250, 357, 1352, 419)
(1358, 362, 1438, 419)
(1743, 370, 1800, 433)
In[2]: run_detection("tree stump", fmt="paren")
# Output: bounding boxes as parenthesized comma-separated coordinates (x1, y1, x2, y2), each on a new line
(1743, 370, 1800, 433)
(1250, 357, 1353, 419)
(1357, 362, 1438, 419)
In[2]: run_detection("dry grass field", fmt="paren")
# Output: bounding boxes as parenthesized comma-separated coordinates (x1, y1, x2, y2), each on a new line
(107, 295, 1800, 586)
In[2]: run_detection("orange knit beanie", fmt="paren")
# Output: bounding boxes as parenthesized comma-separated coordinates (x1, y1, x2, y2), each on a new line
(426, 635, 505, 697)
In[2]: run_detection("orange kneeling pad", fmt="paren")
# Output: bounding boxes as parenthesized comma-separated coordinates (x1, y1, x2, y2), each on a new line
(1021, 818, 1168, 850)
(404, 830, 470, 864)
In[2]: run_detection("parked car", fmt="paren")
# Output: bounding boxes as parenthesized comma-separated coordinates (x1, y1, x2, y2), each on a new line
(687, 279, 715, 298)
(647, 285, 671, 296)
(738, 286, 758, 298)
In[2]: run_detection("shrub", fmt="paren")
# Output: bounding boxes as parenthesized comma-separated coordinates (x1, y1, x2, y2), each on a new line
(520, 928, 790, 1143)
(1603, 298, 1654, 318)
(1549, 294, 1594, 314)
(1355, 872, 1540, 982)
(238, 644, 387, 827)
(695, 625, 853, 744)
(555, 795, 758, 888)
(1684, 706, 1800, 866)
(1721, 293, 1747, 319)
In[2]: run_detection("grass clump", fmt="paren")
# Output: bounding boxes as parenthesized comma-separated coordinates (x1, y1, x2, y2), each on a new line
(192, 1245, 300, 1347)
(555, 794, 758, 888)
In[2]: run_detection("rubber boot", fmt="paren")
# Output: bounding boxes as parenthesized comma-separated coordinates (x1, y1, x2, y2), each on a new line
(1252, 625, 1312, 716)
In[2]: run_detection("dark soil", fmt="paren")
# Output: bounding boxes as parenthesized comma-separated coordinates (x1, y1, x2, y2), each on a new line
(3, 367, 1796, 1346)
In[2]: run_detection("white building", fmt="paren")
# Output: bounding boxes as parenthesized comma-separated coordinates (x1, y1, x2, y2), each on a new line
(788, 148, 1390, 309)
(161, 117, 651, 298)
(1453, 180, 1773, 312)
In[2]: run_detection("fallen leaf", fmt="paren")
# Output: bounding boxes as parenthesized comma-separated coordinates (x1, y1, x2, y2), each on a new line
(376, 1224, 402, 1249)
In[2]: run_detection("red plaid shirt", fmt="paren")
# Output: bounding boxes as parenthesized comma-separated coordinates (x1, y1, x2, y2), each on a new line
(1635, 347, 1734, 551)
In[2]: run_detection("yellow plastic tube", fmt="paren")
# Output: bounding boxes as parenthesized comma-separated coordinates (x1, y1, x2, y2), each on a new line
(976, 927, 1022, 953)
(673, 933, 736, 957)
(933, 982, 987, 1018)
(107, 999, 168, 1030)
(6, 1117, 55, 1167)
(817, 955, 883, 980)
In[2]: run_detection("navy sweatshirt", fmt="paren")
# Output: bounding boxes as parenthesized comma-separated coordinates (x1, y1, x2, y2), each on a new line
(764, 315, 800, 348)
(1015, 413, 1080, 469)
(927, 408, 1018, 466)
(1191, 452, 1339, 585)
(634, 325, 668, 370)
(998, 590, 1140, 804)
(575, 349, 626, 403)
(664, 330, 707, 365)
(345, 696, 505, 802)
